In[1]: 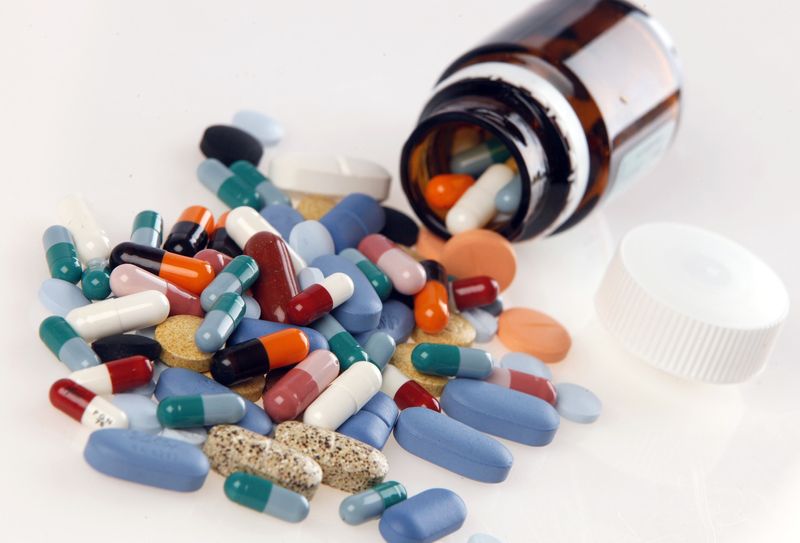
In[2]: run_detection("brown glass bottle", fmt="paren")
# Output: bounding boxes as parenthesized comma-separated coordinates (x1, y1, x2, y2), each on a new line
(401, 0, 682, 241)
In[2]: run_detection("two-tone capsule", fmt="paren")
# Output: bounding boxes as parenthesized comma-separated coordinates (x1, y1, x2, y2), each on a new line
(69, 355, 154, 395)
(229, 160, 291, 208)
(195, 292, 246, 352)
(49, 378, 128, 429)
(311, 314, 369, 371)
(339, 248, 392, 301)
(210, 328, 310, 386)
(197, 158, 264, 210)
(195, 248, 232, 274)
(339, 481, 407, 525)
(358, 234, 426, 296)
(130, 210, 164, 248)
(262, 350, 340, 422)
(110, 242, 216, 295)
(423, 173, 475, 210)
(156, 393, 246, 428)
(224, 471, 309, 523)
(66, 290, 170, 342)
(286, 272, 355, 326)
(486, 367, 557, 405)
(200, 255, 259, 311)
(58, 195, 112, 300)
(244, 231, 300, 323)
(449, 275, 500, 312)
(446, 164, 515, 234)
(42, 225, 82, 284)
(228, 206, 306, 272)
(414, 260, 450, 334)
(411, 344, 493, 379)
(450, 137, 511, 177)
(39, 316, 101, 371)
(110, 263, 203, 317)
(303, 361, 382, 430)
(163, 206, 215, 257)
(207, 211, 243, 257)
(494, 174, 522, 214)
(381, 365, 441, 412)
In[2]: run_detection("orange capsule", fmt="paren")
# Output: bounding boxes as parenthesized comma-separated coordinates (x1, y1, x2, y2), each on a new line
(110, 242, 216, 295)
(163, 205, 215, 256)
(414, 260, 450, 334)
(424, 174, 475, 210)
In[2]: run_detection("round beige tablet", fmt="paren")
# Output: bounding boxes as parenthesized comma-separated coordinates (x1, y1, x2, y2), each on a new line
(390, 344, 449, 397)
(411, 313, 476, 347)
(296, 195, 338, 221)
(155, 315, 213, 371)
(204, 372, 266, 402)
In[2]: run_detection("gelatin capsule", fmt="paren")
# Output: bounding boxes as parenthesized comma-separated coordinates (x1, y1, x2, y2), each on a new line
(494, 174, 522, 214)
(110, 263, 204, 317)
(413, 260, 450, 334)
(200, 255, 260, 311)
(195, 248, 233, 274)
(195, 292, 246, 352)
(244, 231, 300, 323)
(69, 355, 154, 395)
(110, 242, 216, 295)
(49, 378, 128, 429)
(42, 225, 82, 284)
(287, 272, 355, 326)
(262, 349, 340, 422)
(303, 361, 382, 430)
(39, 315, 101, 371)
(157, 393, 246, 428)
(207, 211, 242, 257)
(130, 210, 164, 248)
(58, 195, 112, 300)
(227, 206, 306, 272)
(339, 481, 407, 525)
(163, 205, 215, 257)
(339, 248, 392, 301)
(446, 164, 515, 234)
(487, 367, 557, 405)
(197, 158, 264, 210)
(311, 314, 370, 371)
(381, 365, 441, 412)
(230, 160, 291, 208)
(211, 328, 310, 386)
(450, 275, 500, 312)
(362, 331, 395, 371)
(224, 471, 309, 523)
(358, 234, 426, 295)
(66, 290, 170, 342)
(450, 137, 511, 177)
(412, 343, 493, 379)
(423, 173, 475, 210)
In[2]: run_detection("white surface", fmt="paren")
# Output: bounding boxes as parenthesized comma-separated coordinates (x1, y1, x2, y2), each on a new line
(1, 1, 799, 542)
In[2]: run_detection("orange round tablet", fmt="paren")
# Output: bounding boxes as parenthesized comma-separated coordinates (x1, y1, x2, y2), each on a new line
(440, 229, 516, 291)
(497, 308, 571, 363)
(415, 227, 446, 261)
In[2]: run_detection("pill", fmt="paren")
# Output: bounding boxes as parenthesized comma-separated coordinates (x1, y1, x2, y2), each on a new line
(58, 195, 112, 300)
(155, 315, 213, 371)
(42, 225, 82, 283)
(259, 203, 304, 239)
(274, 421, 389, 493)
(243, 233, 300, 324)
(155, 368, 272, 435)
(225, 471, 309, 523)
(84, 429, 209, 491)
(461, 308, 498, 343)
(69, 355, 153, 395)
(394, 407, 512, 483)
(125, 360, 167, 397)
(450, 137, 511, 177)
(379, 488, 467, 543)
(66, 290, 170, 342)
(304, 361, 382, 430)
(415, 227, 446, 262)
(163, 205, 215, 257)
(339, 248, 392, 301)
(230, 160, 291, 207)
(337, 391, 399, 450)
(286, 272, 354, 326)
(203, 425, 322, 499)
(442, 379, 559, 446)
(311, 314, 369, 371)
(195, 247, 233, 274)
(379, 207, 420, 247)
(297, 266, 324, 290)
(390, 344, 449, 397)
(195, 292, 246, 352)
(269, 152, 391, 201)
(441, 230, 516, 292)
(200, 255, 259, 311)
(158, 426, 208, 447)
(110, 263, 204, 317)
(340, 481, 407, 525)
(204, 214, 240, 258)
(487, 367, 557, 404)
(110, 393, 161, 433)
(554, 383, 602, 423)
(242, 295, 261, 319)
(130, 210, 164, 248)
(313, 254, 382, 333)
(200, 125, 263, 166)
(411, 313, 476, 347)
(449, 275, 500, 312)
(355, 300, 414, 345)
(381, 365, 441, 412)
(38, 278, 90, 316)
(481, 296, 504, 316)
(319, 193, 386, 252)
(110, 242, 216, 295)
(211, 328, 310, 386)
(500, 352, 552, 380)
(297, 194, 338, 221)
(262, 349, 339, 422)
(229, 317, 328, 353)
(197, 158, 263, 209)
(413, 260, 450, 334)
(359, 234, 426, 296)
(362, 331, 395, 371)
(494, 174, 522, 214)
(228, 206, 306, 272)
(288, 220, 335, 264)
(445, 164, 514, 233)
(49, 378, 128, 429)
(497, 307, 571, 362)
(157, 393, 246, 428)
(411, 344, 492, 379)
(423, 173, 475, 210)
(212, 372, 265, 402)
(91, 334, 162, 362)
(39, 316, 101, 371)
(232, 110, 284, 147)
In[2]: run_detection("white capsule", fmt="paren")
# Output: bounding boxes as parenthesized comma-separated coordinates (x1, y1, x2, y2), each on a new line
(445, 164, 515, 234)
(380, 365, 412, 399)
(57, 194, 111, 265)
(324, 273, 355, 308)
(66, 290, 170, 341)
(303, 361, 382, 430)
(226, 206, 307, 272)
(81, 396, 129, 429)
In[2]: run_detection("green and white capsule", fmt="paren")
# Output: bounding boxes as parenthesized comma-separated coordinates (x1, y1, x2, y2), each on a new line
(229, 159, 291, 207)
(58, 195, 111, 300)
(450, 138, 512, 177)
(200, 255, 259, 311)
(42, 225, 82, 284)
(311, 314, 370, 371)
(39, 316, 101, 371)
(339, 248, 392, 301)
(339, 481, 407, 525)
(411, 343, 493, 379)
(156, 393, 246, 428)
(224, 471, 309, 523)
(197, 158, 264, 210)
(195, 292, 246, 352)
(130, 210, 164, 248)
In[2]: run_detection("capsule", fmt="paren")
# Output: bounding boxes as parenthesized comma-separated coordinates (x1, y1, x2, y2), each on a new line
(66, 290, 170, 342)
(287, 272, 355, 326)
(486, 367, 557, 405)
(303, 361, 382, 430)
(130, 210, 164, 248)
(49, 378, 128, 429)
(110, 263, 203, 317)
(358, 234, 426, 296)
(413, 260, 450, 334)
(224, 471, 309, 523)
(195, 292, 246, 352)
(423, 173, 475, 210)
(230, 160, 291, 207)
(69, 355, 154, 395)
(39, 316, 101, 371)
(157, 393, 246, 427)
(339, 481, 407, 525)
(449, 137, 511, 177)
(58, 195, 112, 300)
(110, 242, 216, 295)
(197, 158, 264, 210)
(446, 164, 515, 234)
(227, 206, 306, 272)
(262, 350, 339, 422)
(200, 255, 259, 311)
(244, 231, 299, 323)
(210, 328, 310, 386)
(339, 248, 392, 301)
(163, 205, 215, 257)
(449, 275, 500, 312)
(42, 225, 82, 284)
(494, 174, 522, 214)
(207, 211, 243, 257)
(381, 365, 441, 412)
(362, 332, 396, 371)
(311, 314, 369, 371)
(195, 247, 232, 274)
(411, 344, 493, 379)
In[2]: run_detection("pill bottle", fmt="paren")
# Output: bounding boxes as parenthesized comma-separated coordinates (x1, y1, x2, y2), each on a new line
(400, 0, 682, 241)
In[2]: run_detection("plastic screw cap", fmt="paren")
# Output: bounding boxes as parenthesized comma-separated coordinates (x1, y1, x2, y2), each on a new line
(595, 223, 789, 384)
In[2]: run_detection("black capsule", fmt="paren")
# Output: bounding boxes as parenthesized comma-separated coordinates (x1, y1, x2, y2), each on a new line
(210, 339, 271, 386)
(200, 125, 263, 167)
(92, 334, 162, 362)
(380, 207, 420, 247)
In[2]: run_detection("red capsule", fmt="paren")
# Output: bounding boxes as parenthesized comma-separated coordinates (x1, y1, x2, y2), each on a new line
(245, 232, 299, 323)
(380, 365, 441, 412)
(287, 273, 355, 326)
(450, 275, 499, 311)
(195, 248, 233, 275)
(49, 379, 129, 429)
(263, 350, 340, 422)
(486, 367, 557, 405)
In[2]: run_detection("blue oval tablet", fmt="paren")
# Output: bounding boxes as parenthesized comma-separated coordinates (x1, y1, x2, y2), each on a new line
(500, 352, 552, 380)
(260, 204, 303, 240)
(227, 318, 328, 352)
(555, 383, 602, 424)
(337, 391, 398, 450)
(460, 308, 498, 343)
(355, 300, 414, 345)
(319, 193, 385, 252)
(38, 278, 90, 317)
(289, 220, 335, 265)
(379, 488, 467, 543)
(312, 254, 382, 333)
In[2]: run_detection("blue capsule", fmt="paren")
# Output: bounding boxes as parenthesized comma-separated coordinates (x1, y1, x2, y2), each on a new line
(130, 210, 164, 248)
(494, 174, 522, 214)
(200, 255, 259, 311)
(225, 471, 309, 523)
(340, 481, 407, 525)
(195, 292, 246, 352)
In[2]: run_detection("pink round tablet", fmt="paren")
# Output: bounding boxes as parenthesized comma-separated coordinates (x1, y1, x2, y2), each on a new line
(358, 234, 426, 295)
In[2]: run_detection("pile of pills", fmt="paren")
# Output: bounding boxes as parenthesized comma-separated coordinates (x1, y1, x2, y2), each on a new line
(37, 110, 602, 543)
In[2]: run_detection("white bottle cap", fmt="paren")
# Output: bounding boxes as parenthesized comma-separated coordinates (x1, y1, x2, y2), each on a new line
(595, 222, 789, 383)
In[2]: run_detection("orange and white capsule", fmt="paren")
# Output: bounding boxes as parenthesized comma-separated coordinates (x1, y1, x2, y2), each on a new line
(49, 378, 129, 429)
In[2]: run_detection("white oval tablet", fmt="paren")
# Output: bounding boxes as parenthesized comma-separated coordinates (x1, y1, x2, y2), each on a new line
(268, 153, 390, 201)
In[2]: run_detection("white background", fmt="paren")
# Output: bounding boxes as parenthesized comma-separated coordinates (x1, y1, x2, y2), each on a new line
(1, 1, 798, 541)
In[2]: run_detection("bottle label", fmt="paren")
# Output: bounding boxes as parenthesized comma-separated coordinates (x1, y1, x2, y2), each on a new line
(608, 120, 676, 200)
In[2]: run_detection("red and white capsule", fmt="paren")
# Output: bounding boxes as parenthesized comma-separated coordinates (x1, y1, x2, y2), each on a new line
(486, 367, 557, 405)
(380, 365, 440, 412)
(49, 378, 129, 429)
(358, 234, 426, 295)
(68, 355, 154, 395)
(286, 272, 354, 326)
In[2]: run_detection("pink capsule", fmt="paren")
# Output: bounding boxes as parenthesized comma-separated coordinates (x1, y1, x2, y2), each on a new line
(195, 248, 233, 275)
(358, 234, 426, 295)
(262, 350, 340, 422)
(110, 263, 203, 317)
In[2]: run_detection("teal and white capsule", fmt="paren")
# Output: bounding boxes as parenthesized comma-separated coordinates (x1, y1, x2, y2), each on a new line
(58, 195, 111, 300)
(363, 332, 396, 371)
(494, 174, 522, 214)
(156, 393, 246, 427)
(39, 316, 101, 371)
(224, 471, 309, 523)
(130, 210, 164, 248)
(229, 159, 291, 207)
(339, 481, 407, 525)
(339, 248, 392, 301)
(200, 255, 260, 311)
(411, 343, 493, 379)
(450, 138, 512, 177)
(42, 225, 82, 284)
(197, 158, 264, 210)
(195, 292, 246, 352)
(311, 314, 370, 371)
